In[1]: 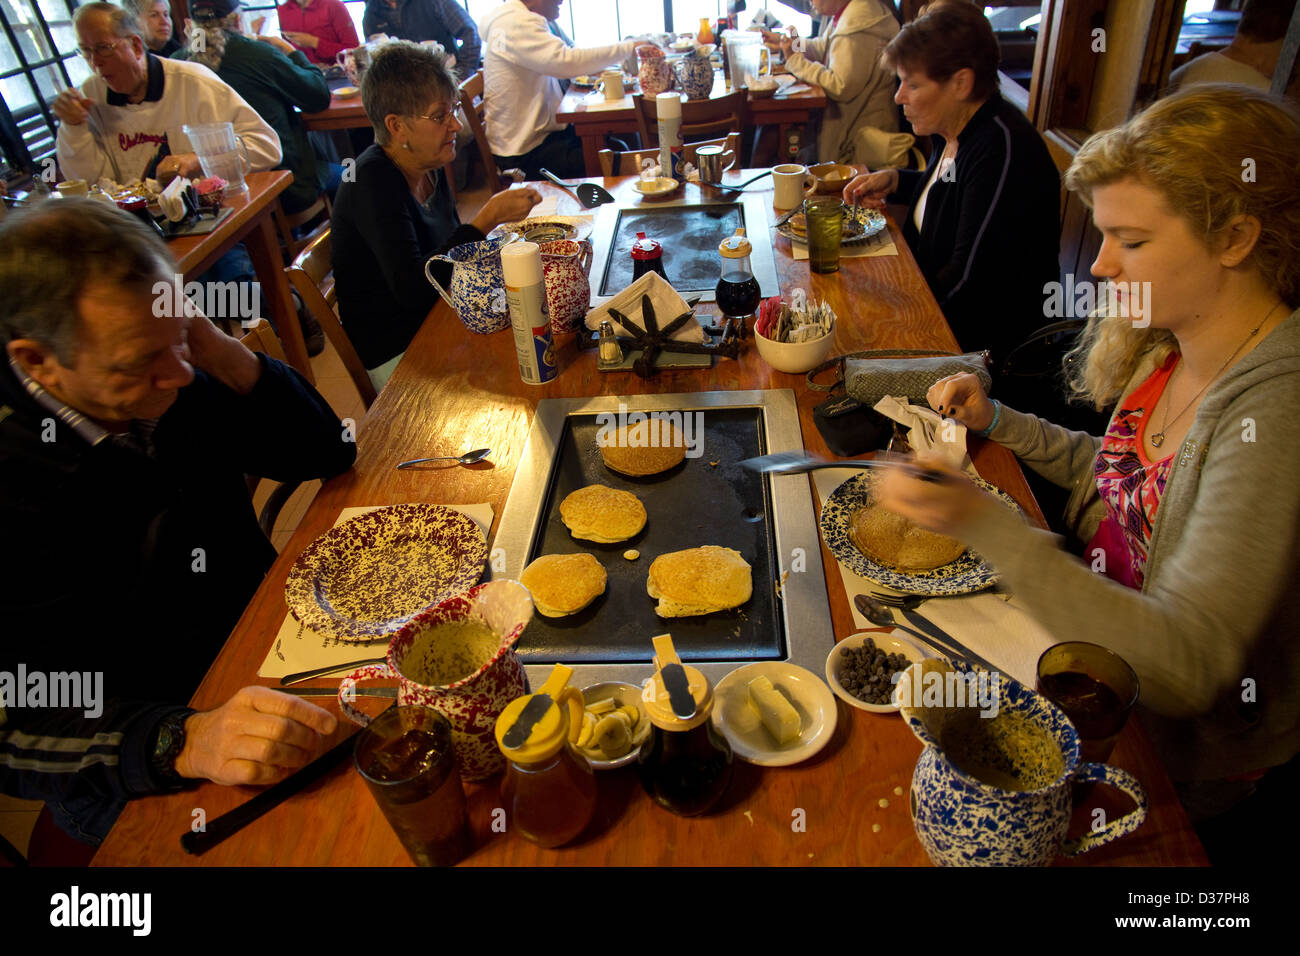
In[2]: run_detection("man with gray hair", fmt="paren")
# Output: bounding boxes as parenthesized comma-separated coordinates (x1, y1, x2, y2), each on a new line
(53, 1, 279, 184)
(124, 0, 182, 57)
(0, 198, 355, 855)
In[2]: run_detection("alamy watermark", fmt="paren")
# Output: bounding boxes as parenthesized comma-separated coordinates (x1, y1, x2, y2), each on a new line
(894, 666, 1001, 718)
(152, 274, 262, 321)
(0, 664, 102, 718)
(594, 403, 704, 459)
(1043, 276, 1152, 327)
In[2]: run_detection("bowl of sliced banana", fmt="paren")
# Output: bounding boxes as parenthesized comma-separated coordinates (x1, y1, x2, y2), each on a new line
(572, 681, 653, 769)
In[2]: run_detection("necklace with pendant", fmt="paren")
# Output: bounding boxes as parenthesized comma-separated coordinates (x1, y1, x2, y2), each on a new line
(1149, 301, 1283, 448)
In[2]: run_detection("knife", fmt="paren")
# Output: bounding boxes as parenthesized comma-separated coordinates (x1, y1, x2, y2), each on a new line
(272, 685, 398, 699)
(896, 607, 1001, 674)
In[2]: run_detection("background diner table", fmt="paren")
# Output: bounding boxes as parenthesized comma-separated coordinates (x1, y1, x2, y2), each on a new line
(94, 170, 1207, 866)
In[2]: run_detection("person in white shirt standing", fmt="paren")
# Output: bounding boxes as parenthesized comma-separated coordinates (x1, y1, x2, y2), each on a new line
(53, 2, 280, 185)
(479, 0, 635, 179)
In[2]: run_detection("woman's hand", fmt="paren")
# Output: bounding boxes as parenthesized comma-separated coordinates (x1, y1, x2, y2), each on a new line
(283, 31, 319, 50)
(874, 457, 995, 536)
(471, 186, 542, 234)
(926, 372, 996, 432)
(843, 168, 898, 209)
(257, 34, 297, 55)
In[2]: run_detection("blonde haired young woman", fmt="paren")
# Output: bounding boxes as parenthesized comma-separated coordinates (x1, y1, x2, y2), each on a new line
(876, 85, 1300, 841)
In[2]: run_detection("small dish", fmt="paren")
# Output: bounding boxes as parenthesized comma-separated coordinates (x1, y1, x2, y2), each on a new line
(710, 662, 837, 767)
(334, 85, 360, 99)
(826, 630, 927, 713)
(632, 177, 680, 199)
(574, 681, 652, 769)
(754, 320, 835, 373)
(571, 75, 598, 89)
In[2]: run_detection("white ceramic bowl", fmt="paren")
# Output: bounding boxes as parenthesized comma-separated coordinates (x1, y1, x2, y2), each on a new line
(825, 630, 927, 714)
(632, 177, 679, 198)
(710, 662, 838, 766)
(574, 681, 653, 769)
(753, 321, 836, 374)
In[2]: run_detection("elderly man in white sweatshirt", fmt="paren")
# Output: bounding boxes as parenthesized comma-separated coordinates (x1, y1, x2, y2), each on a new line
(479, 0, 635, 178)
(54, 2, 279, 185)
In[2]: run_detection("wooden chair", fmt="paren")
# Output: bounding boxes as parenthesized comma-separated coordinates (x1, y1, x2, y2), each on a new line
(633, 92, 745, 148)
(272, 191, 331, 265)
(238, 318, 305, 537)
(458, 69, 524, 189)
(598, 132, 742, 177)
(284, 228, 379, 412)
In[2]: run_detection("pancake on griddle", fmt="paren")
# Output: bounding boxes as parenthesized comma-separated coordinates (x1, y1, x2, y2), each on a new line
(849, 504, 966, 571)
(559, 484, 647, 543)
(598, 420, 687, 477)
(520, 553, 607, 617)
(646, 546, 752, 617)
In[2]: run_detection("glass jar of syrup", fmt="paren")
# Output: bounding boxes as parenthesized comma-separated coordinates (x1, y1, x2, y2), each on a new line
(631, 231, 669, 283)
(638, 634, 733, 816)
(494, 664, 597, 848)
(715, 228, 760, 321)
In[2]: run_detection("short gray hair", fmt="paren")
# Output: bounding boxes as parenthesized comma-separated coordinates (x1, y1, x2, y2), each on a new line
(362, 41, 458, 146)
(121, 0, 166, 21)
(74, 1, 144, 40)
(0, 199, 173, 365)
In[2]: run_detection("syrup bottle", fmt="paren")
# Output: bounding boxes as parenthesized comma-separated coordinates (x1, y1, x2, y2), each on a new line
(715, 228, 760, 336)
(495, 663, 597, 848)
(638, 634, 733, 816)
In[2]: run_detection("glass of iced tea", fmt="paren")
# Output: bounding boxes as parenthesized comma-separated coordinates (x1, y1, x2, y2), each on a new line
(803, 198, 845, 274)
(355, 705, 474, 866)
(1035, 642, 1139, 765)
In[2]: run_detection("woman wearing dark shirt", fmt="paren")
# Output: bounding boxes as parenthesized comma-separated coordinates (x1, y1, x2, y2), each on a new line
(843, 2, 1060, 363)
(332, 42, 539, 389)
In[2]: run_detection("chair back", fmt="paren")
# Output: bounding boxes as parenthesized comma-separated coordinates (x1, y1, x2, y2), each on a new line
(238, 317, 288, 363)
(273, 192, 332, 265)
(284, 229, 378, 409)
(598, 132, 742, 177)
(459, 70, 523, 190)
(634, 92, 744, 147)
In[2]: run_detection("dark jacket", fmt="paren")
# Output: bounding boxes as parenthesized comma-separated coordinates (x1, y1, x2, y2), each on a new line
(177, 33, 332, 214)
(894, 94, 1060, 362)
(362, 0, 480, 79)
(0, 355, 356, 842)
(332, 144, 484, 368)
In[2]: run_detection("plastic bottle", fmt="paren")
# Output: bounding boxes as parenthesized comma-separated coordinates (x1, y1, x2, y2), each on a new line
(501, 241, 558, 384)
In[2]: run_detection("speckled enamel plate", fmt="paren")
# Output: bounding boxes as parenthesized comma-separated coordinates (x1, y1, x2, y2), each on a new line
(285, 504, 488, 640)
(819, 471, 1021, 596)
(777, 206, 887, 246)
(488, 216, 592, 244)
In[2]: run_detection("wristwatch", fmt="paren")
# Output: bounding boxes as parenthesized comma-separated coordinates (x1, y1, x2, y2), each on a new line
(150, 708, 196, 789)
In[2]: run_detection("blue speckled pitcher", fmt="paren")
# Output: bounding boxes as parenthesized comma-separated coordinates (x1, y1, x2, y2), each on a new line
(424, 235, 513, 334)
(900, 658, 1147, 866)
(672, 47, 714, 100)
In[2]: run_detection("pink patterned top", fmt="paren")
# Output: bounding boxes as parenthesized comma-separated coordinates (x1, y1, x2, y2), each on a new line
(1086, 353, 1179, 589)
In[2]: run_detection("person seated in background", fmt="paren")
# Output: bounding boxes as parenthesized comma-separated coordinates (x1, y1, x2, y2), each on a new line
(126, 0, 181, 57)
(276, 0, 361, 67)
(764, 0, 910, 168)
(842, 0, 1059, 364)
(54, 2, 280, 186)
(875, 85, 1300, 863)
(178, 0, 334, 216)
(363, 0, 481, 80)
(1168, 0, 1295, 93)
(331, 42, 540, 390)
(479, 0, 636, 180)
(0, 199, 357, 853)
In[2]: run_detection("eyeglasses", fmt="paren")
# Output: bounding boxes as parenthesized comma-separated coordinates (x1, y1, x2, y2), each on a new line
(414, 107, 458, 126)
(77, 39, 125, 60)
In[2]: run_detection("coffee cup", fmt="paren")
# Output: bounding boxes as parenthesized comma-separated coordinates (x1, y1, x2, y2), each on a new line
(773, 163, 813, 210)
(56, 179, 88, 197)
(601, 69, 625, 101)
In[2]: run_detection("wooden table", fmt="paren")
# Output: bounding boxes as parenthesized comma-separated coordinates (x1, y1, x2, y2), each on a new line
(301, 89, 367, 132)
(94, 171, 1206, 867)
(168, 169, 313, 383)
(559, 73, 827, 175)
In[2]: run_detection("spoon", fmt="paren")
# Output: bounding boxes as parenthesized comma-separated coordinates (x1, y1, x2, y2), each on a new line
(699, 169, 773, 190)
(396, 447, 491, 469)
(853, 594, 998, 672)
(539, 168, 615, 208)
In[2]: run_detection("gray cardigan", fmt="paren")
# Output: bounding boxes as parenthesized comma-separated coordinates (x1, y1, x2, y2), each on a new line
(959, 309, 1300, 789)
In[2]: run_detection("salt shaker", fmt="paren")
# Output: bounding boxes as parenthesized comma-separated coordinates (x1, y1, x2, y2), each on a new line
(597, 319, 624, 369)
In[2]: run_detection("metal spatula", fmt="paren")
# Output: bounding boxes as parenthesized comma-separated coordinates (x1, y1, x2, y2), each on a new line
(539, 168, 615, 207)
(739, 451, 947, 483)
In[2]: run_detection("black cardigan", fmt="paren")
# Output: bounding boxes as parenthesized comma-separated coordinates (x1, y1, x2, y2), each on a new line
(895, 94, 1061, 362)
(332, 145, 485, 369)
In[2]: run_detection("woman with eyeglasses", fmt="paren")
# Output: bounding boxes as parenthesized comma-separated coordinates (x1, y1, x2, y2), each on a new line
(332, 42, 541, 389)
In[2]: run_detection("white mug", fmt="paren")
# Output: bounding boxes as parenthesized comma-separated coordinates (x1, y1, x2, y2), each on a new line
(601, 69, 624, 101)
(773, 163, 813, 210)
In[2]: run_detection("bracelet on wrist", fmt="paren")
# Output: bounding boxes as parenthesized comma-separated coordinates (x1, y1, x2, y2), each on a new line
(976, 399, 1002, 437)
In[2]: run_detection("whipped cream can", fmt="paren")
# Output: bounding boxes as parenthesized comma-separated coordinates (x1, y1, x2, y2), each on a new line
(501, 242, 557, 384)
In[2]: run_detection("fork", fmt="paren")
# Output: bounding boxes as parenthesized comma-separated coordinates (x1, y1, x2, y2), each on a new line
(869, 591, 928, 611)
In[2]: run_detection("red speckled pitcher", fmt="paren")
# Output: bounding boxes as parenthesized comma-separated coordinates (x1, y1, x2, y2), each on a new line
(538, 238, 593, 333)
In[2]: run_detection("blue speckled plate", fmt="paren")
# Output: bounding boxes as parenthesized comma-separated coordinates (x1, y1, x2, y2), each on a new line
(819, 471, 1021, 596)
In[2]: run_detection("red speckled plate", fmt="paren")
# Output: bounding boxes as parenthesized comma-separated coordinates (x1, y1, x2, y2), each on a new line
(285, 504, 488, 641)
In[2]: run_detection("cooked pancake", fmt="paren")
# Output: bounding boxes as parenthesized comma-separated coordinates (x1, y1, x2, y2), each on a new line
(849, 504, 966, 571)
(787, 212, 807, 236)
(520, 553, 607, 617)
(559, 484, 647, 543)
(646, 546, 752, 617)
(598, 420, 687, 477)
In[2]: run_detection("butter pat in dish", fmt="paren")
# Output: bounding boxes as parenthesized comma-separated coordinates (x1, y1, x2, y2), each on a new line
(748, 674, 801, 745)
(711, 662, 837, 766)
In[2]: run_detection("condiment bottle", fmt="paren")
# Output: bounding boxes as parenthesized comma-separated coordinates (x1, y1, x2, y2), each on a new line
(495, 663, 597, 848)
(597, 318, 624, 369)
(631, 231, 669, 283)
(656, 92, 682, 182)
(501, 241, 558, 385)
(715, 228, 760, 337)
(697, 17, 714, 45)
(638, 634, 733, 816)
